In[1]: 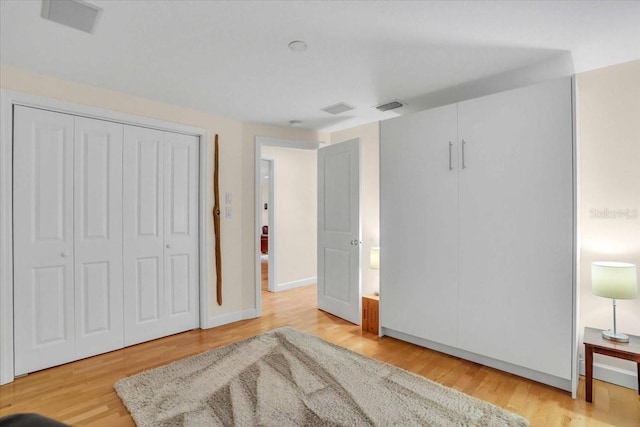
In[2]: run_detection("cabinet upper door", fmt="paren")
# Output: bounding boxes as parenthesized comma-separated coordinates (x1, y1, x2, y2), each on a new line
(122, 125, 166, 346)
(122, 126, 199, 346)
(380, 103, 459, 347)
(457, 78, 574, 380)
(73, 116, 124, 359)
(13, 106, 76, 375)
(163, 131, 199, 335)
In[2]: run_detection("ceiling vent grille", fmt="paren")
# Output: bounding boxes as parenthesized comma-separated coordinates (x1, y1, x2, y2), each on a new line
(321, 103, 355, 115)
(375, 100, 405, 112)
(41, 0, 102, 34)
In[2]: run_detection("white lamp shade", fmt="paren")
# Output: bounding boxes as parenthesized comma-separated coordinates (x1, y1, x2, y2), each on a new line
(370, 247, 380, 270)
(592, 262, 638, 299)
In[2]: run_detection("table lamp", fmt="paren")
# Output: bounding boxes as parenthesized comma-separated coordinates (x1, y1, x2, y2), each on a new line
(370, 247, 380, 270)
(370, 247, 380, 296)
(591, 262, 638, 343)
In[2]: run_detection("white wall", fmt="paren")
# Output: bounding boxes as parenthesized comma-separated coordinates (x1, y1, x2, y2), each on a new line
(240, 123, 324, 308)
(261, 146, 317, 288)
(0, 65, 246, 320)
(330, 122, 380, 297)
(577, 60, 640, 376)
(0, 65, 325, 324)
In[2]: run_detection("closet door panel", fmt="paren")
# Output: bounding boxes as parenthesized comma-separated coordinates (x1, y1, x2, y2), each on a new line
(380, 104, 459, 347)
(74, 117, 124, 358)
(457, 78, 573, 379)
(13, 106, 75, 375)
(163, 132, 199, 333)
(123, 126, 166, 346)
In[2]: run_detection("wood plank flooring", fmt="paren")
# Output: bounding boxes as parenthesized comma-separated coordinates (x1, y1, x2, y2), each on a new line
(1, 284, 638, 426)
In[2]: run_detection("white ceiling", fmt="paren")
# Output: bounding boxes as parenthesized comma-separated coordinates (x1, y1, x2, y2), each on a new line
(1, 1, 639, 132)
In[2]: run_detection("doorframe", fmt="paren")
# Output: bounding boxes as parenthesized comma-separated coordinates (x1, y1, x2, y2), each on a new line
(259, 156, 277, 292)
(253, 136, 323, 317)
(0, 89, 210, 385)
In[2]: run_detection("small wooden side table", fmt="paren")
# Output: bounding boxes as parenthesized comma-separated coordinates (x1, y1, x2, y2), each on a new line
(583, 326, 640, 402)
(362, 294, 379, 334)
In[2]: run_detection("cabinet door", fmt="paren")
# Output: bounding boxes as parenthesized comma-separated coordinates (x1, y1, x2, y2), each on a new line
(163, 132, 199, 335)
(74, 117, 124, 358)
(380, 104, 459, 347)
(457, 78, 573, 379)
(123, 126, 166, 346)
(13, 107, 75, 375)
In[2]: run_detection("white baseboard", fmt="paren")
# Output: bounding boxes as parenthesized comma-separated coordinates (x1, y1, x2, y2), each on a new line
(382, 327, 573, 392)
(274, 276, 316, 292)
(579, 359, 638, 391)
(205, 309, 258, 329)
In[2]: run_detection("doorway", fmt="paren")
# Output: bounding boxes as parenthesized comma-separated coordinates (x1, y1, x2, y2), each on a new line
(260, 158, 274, 292)
(254, 137, 321, 316)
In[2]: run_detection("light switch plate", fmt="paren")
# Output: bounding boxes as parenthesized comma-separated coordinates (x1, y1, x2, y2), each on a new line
(225, 207, 232, 218)
(225, 192, 232, 204)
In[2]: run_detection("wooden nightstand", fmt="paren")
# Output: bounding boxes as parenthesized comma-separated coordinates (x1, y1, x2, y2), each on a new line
(583, 326, 640, 402)
(362, 294, 379, 334)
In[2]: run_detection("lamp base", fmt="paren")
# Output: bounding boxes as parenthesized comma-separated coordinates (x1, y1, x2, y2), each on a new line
(602, 330, 630, 343)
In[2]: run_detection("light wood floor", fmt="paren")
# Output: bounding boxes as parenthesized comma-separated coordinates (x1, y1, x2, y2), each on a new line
(1, 284, 638, 426)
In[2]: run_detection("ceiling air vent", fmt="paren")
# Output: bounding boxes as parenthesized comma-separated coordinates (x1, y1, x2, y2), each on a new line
(321, 103, 355, 115)
(375, 100, 405, 112)
(41, 0, 102, 34)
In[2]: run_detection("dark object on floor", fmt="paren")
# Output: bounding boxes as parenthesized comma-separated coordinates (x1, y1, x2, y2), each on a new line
(261, 225, 268, 254)
(0, 413, 69, 427)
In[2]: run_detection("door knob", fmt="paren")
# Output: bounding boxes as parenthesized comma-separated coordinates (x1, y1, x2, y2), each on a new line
(350, 239, 361, 246)
(60, 251, 69, 258)
(166, 244, 172, 249)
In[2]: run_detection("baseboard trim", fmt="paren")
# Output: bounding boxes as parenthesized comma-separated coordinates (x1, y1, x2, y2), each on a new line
(274, 276, 316, 292)
(579, 359, 638, 391)
(205, 309, 258, 329)
(381, 327, 572, 392)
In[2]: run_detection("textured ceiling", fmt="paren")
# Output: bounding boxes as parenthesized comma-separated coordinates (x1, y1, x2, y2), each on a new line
(1, 0, 639, 131)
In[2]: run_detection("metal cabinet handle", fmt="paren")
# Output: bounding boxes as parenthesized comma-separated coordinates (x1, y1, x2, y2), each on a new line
(462, 139, 467, 169)
(448, 141, 453, 171)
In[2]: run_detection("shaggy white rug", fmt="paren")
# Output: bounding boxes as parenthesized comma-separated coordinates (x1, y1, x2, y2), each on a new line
(115, 327, 529, 426)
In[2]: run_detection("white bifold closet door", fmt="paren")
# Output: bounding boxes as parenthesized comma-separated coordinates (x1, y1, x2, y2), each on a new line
(13, 107, 124, 375)
(14, 107, 199, 376)
(122, 125, 199, 346)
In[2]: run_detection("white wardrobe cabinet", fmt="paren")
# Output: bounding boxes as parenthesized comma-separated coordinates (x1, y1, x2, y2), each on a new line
(380, 77, 574, 390)
(13, 106, 199, 376)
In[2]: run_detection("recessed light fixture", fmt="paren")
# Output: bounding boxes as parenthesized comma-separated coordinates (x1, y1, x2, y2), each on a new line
(289, 120, 302, 127)
(288, 40, 308, 52)
(41, 0, 102, 34)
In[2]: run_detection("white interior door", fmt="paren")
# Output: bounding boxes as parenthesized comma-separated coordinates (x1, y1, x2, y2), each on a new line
(13, 106, 75, 375)
(123, 125, 166, 346)
(163, 132, 199, 335)
(73, 117, 124, 359)
(317, 139, 361, 324)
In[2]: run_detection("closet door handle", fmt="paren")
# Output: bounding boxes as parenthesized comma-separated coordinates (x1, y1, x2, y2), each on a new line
(462, 139, 467, 169)
(166, 244, 172, 249)
(448, 141, 453, 171)
(60, 251, 69, 258)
